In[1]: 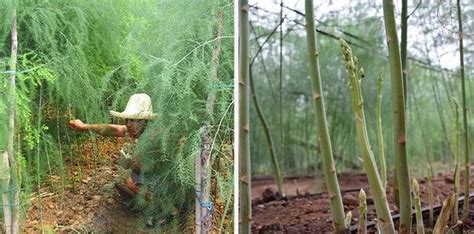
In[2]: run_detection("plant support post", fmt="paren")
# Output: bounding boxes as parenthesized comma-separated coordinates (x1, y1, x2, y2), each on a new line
(7, 8, 19, 234)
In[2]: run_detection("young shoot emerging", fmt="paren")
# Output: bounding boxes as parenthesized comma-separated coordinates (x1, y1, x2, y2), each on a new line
(340, 38, 394, 233)
(451, 97, 461, 225)
(413, 179, 424, 234)
(358, 189, 367, 234)
(376, 69, 387, 189)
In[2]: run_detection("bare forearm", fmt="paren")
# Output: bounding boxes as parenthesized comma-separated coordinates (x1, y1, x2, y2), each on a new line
(86, 124, 126, 137)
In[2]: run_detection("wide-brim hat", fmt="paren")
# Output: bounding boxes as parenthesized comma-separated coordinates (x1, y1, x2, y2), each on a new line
(110, 93, 157, 120)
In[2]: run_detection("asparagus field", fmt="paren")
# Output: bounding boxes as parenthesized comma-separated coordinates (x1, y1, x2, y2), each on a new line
(245, 0, 473, 233)
(0, 0, 234, 233)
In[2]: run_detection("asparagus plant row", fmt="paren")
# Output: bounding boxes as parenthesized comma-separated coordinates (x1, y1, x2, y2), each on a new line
(340, 38, 395, 233)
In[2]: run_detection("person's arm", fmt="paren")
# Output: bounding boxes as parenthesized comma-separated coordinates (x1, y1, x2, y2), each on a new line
(69, 119, 127, 137)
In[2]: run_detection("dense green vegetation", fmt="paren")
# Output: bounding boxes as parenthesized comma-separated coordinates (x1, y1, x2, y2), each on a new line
(0, 0, 233, 232)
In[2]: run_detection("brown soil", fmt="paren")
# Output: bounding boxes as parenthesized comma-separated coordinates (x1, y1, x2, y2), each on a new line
(20, 137, 153, 233)
(252, 169, 474, 233)
(11, 135, 231, 233)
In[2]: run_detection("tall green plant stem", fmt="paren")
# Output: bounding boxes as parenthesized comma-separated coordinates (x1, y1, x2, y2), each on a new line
(304, 1, 345, 232)
(249, 68, 284, 195)
(375, 71, 387, 188)
(382, 1, 411, 232)
(1, 150, 12, 233)
(340, 39, 395, 233)
(457, 0, 471, 222)
(413, 179, 425, 234)
(452, 98, 461, 224)
(238, 0, 251, 233)
(8, 9, 20, 234)
(400, 0, 408, 105)
(428, 164, 434, 228)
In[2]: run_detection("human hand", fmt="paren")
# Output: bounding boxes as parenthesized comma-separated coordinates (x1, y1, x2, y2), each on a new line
(68, 119, 88, 132)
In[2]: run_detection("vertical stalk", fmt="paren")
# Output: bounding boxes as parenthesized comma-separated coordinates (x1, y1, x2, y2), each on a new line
(428, 164, 434, 228)
(382, 1, 411, 232)
(8, 8, 20, 234)
(400, 0, 408, 106)
(249, 69, 284, 195)
(340, 39, 395, 233)
(304, 1, 346, 232)
(375, 70, 387, 188)
(238, 0, 251, 233)
(413, 179, 424, 234)
(1, 151, 12, 233)
(279, 0, 284, 179)
(451, 97, 461, 224)
(195, 145, 202, 234)
(457, 0, 471, 222)
(358, 189, 367, 234)
(433, 194, 456, 234)
(197, 10, 224, 233)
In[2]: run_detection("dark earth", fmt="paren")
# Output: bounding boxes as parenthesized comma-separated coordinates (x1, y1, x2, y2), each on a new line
(252, 168, 474, 233)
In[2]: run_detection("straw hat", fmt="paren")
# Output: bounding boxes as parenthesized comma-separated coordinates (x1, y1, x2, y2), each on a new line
(110, 93, 157, 120)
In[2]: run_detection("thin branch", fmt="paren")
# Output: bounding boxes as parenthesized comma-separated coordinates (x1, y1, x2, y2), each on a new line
(407, 0, 422, 19)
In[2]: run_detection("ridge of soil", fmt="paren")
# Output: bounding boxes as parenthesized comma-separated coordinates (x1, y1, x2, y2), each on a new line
(252, 168, 474, 233)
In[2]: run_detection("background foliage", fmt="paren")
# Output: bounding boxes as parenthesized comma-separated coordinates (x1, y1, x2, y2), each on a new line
(0, 0, 233, 231)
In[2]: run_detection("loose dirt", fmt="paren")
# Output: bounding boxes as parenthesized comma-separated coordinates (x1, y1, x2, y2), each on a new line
(252, 169, 474, 233)
(20, 137, 153, 233)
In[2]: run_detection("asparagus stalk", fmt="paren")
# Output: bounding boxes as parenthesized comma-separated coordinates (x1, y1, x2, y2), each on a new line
(375, 70, 387, 188)
(433, 194, 455, 234)
(304, 1, 346, 232)
(428, 164, 434, 228)
(413, 179, 425, 234)
(249, 69, 284, 196)
(340, 39, 395, 233)
(457, 0, 471, 223)
(238, 0, 251, 232)
(382, 1, 412, 232)
(451, 97, 461, 224)
(344, 211, 352, 229)
(358, 189, 367, 234)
